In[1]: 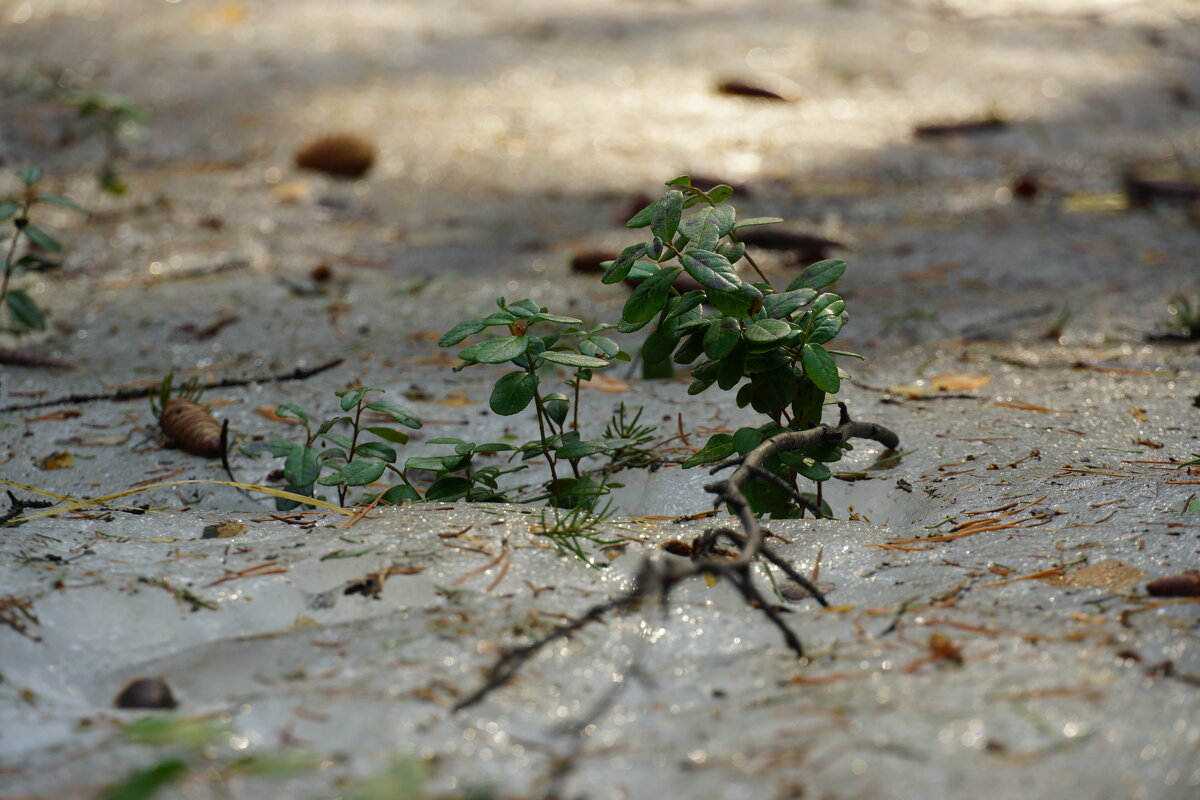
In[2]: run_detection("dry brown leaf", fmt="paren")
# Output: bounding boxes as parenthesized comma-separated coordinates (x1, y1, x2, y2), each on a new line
(271, 180, 313, 204)
(201, 522, 247, 539)
(24, 409, 82, 423)
(255, 405, 304, 424)
(930, 373, 993, 392)
(1043, 559, 1147, 591)
(1130, 407, 1148, 422)
(580, 372, 630, 393)
(39, 451, 74, 470)
(888, 373, 990, 399)
(440, 392, 471, 407)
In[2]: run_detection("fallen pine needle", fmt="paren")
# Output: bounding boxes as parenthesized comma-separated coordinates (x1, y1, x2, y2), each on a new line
(979, 566, 1066, 588)
(3, 479, 352, 523)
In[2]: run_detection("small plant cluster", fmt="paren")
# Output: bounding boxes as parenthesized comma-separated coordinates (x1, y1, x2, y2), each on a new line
(6, 70, 148, 195)
(443, 177, 858, 519)
(246, 178, 866, 531)
(243, 387, 423, 510)
(1165, 293, 1200, 340)
(438, 296, 638, 508)
(0, 167, 88, 335)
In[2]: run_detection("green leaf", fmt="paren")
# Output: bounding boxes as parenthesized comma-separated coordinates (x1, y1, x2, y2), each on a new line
(284, 445, 322, 487)
(811, 293, 845, 317)
(380, 484, 421, 505)
(365, 426, 410, 444)
(680, 249, 740, 292)
(666, 175, 692, 187)
(763, 288, 818, 319)
(732, 427, 763, 455)
(5, 289, 45, 331)
(680, 220, 720, 253)
(315, 416, 351, 437)
(703, 318, 741, 359)
(318, 458, 386, 486)
(457, 335, 531, 365)
(241, 440, 296, 459)
(679, 204, 736, 238)
(37, 194, 89, 214)
(734, 216, 783, 229)
(557, 438, 608, 460)
(101, 758, 189, 800)
(744, 318, 792, 346)
(579, 335, 620, 359)
(642, 328, 678, 364)
(625, 200, 656, 228)
(363, 400, 422, 429)
(747, 371, 797, 414)
(791, 375, 825, 429)
(273, 403, 310, 425)
(538, 350, 609, 368)
(650, 190, 684, 242)
(707, 185, 734, 204)
(622, 266, 681, 325)
(717, 341, 747, 390)
(542, 392, 570, 425)
(438, 319, 485, 347)
(681, 433, 736, 468)
(22, 224, 61, 252)
(779, 451, 832, 481)
(480, 311, 518, 326)
(506, 299, 540, 317)
(474, 442, 518, 453)
(532, 311, 584, 325)
(18, 166, 41, 187)
(0, 201, 19, 220)
(807, 313, 843, 344)
(340, 387, 378, 411)
(673, 328, 706, 364)
(489, 371, 539, 416)
(787, 259, 846, 291)
(664, 290, 706, 321)
(355, 441, 398, 463)
(801, 343, 840, 393)
(707, 283, 763, 318)
(716, 240, 745, 264)
(424, 476, 472, 502)
(405, 455, 466, 472)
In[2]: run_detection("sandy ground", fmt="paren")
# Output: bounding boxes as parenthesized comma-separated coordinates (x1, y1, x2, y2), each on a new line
(1, 1, 1199, 798)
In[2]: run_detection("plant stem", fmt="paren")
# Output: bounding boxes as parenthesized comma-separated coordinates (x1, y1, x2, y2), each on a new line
(341, 400, 366, 506)
(0, 197, 31, 313)
(530, 386, 561, 506)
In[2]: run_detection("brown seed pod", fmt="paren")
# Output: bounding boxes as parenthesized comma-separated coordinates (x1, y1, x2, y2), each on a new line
(160, 397, 224, 457)
(295, 134, 375, 179)
(114, 677, 178, 709)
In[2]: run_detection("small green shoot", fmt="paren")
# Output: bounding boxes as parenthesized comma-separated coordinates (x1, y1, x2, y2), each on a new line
(243, 387, 422, 509)
(1, 167, 88, 335)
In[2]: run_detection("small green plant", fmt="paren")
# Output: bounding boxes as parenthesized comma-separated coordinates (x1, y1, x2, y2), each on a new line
(532, 495, 621, 567)
(67, 90, 149, 196)
(606, 176, 859, 517)
(437, 178, 864, 520)
(1165, 293, 1200, 339)
(439, 297, 633, 507)
(0, 167, 88, 335)
(402, 437, 524, 502)
(243, 387, 422, 510)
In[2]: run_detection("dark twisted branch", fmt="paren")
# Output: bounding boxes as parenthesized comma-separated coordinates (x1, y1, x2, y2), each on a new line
(454, 403, 899, 711)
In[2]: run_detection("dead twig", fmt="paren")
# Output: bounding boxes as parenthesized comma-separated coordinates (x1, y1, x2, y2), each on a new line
(454, 403, 899, 710)
(0, 358, 345, 413)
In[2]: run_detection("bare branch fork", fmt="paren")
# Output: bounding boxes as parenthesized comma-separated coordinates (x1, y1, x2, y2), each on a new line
(454, 403, 899, 711)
